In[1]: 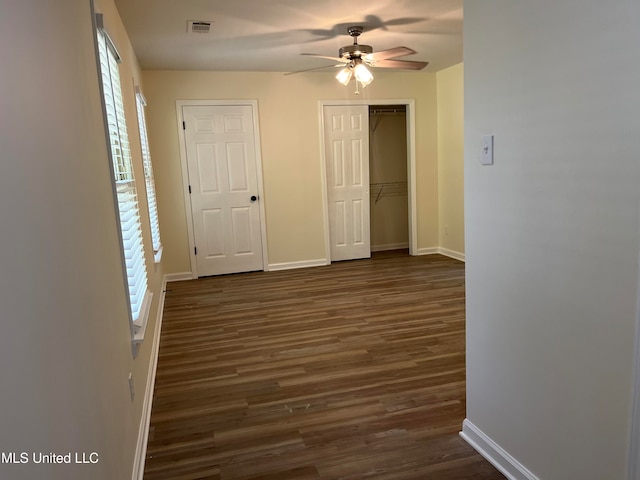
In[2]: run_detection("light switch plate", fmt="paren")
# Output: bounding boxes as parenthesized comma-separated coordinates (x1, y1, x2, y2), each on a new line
(481, 135, 494, 165)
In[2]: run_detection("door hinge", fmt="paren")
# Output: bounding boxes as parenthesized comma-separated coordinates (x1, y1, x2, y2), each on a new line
(182, 121, 186, 130)
(194, 246, 197, 255)
(188, 185, 192, 194)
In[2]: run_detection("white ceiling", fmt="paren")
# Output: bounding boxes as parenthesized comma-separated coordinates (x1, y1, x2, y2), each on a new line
(113, 0, 463, 73)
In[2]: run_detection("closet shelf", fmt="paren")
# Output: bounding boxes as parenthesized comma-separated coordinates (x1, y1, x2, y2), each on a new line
(371, 182, 408, 204)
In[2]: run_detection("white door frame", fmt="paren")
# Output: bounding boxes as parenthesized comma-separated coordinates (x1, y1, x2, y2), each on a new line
(319, 99, 418, 259)
(176, 99, 268, 278)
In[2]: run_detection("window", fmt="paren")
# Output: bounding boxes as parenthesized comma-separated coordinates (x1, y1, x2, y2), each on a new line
(135, 88, 162, 262)
(96, 17, 151, 336)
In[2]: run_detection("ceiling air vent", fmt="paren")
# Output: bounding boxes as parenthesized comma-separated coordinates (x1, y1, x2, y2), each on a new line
(187, 21, 212, 34)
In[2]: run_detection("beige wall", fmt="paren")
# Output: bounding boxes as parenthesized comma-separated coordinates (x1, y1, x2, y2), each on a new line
(142, 70, 440, 272)
(0, 0, 166, 478)
(436, 63, 464, 255)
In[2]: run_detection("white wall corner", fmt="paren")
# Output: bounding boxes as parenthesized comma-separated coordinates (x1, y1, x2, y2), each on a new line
(438, 247, 466, 262)
(267, 258, 330, 272)
(414, 247, 465, 261)
(460, 419, 538, 480)
(131, 276, 168, 480)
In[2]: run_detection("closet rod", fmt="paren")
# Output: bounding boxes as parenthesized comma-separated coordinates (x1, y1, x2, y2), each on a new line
(369, 106, 406, 115)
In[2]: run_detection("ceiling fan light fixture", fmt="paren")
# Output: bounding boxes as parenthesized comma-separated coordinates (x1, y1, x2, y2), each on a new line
(354, 63, 374, 87)
(336, 67, 353, 85)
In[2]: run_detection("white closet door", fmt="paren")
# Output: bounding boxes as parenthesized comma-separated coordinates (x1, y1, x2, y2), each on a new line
(324, 105, 371, 261)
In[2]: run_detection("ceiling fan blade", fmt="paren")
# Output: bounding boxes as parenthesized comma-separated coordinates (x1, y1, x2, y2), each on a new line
(366, 46, 417, 62)
(285, 64, 344, 75)
(383, 17, 427, 27)
(301, 53, 349, 63)
(371, 59, 429, 70)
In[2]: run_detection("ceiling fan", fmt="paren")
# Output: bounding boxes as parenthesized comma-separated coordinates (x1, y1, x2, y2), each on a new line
(290, 26, 429, 93)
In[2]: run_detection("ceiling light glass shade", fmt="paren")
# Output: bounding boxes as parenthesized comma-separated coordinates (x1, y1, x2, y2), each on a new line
(354, 63, 373, 87)
(336, 67, 353, 85)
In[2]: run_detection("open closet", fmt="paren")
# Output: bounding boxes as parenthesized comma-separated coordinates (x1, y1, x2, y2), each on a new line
(322, 102, 414, 262)
(369, 105, 408, 252)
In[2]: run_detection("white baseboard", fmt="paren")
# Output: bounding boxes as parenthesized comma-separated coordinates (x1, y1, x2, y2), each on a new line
(131, 275, 168, 480)
(267, 258, 329, 271)
(165, 272, 193, 282)
(460, 419, 538, 480)
(413, 247, 465, 262)
(438, 247, 465, 262)
(415, 247, 439, 256)
(371, 242, 409, 252)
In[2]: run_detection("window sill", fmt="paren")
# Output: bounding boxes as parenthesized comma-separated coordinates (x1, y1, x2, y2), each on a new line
(153, 245, 163, 264)
(132, 290, 153, 346)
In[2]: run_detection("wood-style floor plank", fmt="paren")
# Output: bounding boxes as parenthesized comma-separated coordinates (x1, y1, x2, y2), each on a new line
(144, 250, 504, 480)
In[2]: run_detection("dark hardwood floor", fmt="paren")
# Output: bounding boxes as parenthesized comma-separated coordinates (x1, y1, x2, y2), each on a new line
(144, 250, 504, 480)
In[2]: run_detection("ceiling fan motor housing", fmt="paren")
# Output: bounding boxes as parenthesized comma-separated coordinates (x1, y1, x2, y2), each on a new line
(339, 44, 373, 60)
(340, 26, 372, 60)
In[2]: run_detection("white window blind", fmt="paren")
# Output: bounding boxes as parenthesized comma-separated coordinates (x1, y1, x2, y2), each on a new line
(135, 89, 162, 258)
(97, 26, 150, 325)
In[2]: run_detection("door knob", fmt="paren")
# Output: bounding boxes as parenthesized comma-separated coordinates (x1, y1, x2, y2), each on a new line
(250, 195, 259, 202)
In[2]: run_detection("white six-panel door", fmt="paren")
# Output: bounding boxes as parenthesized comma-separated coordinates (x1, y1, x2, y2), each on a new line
(183, 105, 263, 276)
(323, 105, 371, 261)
